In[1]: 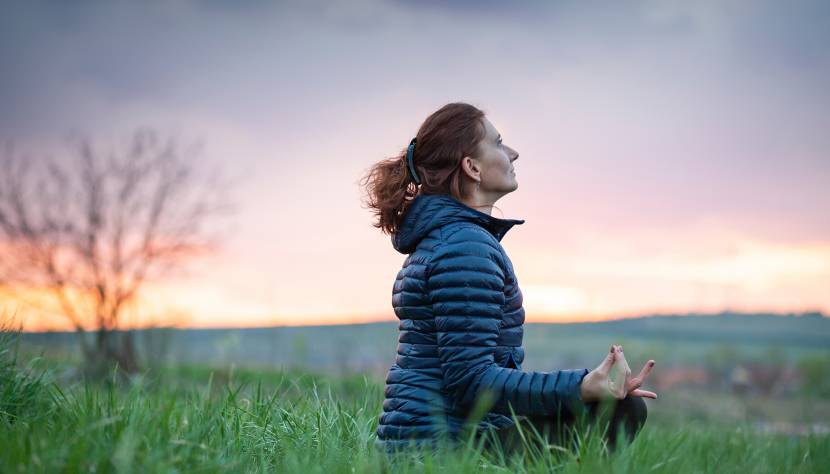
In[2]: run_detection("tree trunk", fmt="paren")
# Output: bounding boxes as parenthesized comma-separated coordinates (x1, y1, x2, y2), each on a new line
(83, 328, 140, 378)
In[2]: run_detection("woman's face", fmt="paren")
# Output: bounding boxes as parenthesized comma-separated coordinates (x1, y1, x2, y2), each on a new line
(470, 117, 519, 197)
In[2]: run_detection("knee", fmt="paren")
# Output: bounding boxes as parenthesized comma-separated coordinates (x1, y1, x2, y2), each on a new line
(603, 395, 648, 449)
(618, 395, 648, 427)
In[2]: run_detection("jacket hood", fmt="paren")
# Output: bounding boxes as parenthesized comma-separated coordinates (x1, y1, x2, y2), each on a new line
(391, 194, 525, 254)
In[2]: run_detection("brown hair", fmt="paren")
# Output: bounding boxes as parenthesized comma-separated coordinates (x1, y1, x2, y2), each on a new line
(360, 102, 487, 235)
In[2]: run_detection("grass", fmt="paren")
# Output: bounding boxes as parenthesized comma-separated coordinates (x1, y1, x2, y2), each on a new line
(1, 332, 828, 473)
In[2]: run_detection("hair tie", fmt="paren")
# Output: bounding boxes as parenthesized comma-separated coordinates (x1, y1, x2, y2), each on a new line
(405, 137, 421, 185)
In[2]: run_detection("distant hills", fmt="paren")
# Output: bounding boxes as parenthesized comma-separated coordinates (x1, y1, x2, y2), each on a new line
(17, 311, 830, 375)
(531, 311, 830, 346)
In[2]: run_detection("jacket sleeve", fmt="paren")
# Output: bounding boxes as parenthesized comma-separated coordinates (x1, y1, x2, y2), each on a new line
(427, 226, 589, 418)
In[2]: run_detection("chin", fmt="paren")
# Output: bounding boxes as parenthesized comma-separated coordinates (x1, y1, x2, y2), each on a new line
(501, 184, 518, 197)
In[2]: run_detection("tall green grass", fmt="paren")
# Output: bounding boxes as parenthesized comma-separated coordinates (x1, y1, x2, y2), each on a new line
(0, 328, 56, 426)
(1, 330, 827, 473)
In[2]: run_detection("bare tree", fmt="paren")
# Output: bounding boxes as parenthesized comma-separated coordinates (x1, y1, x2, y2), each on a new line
(0, 130, 232, 375)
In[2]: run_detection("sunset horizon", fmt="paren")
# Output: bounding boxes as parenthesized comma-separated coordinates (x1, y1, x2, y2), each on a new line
(7, 301, 827, 333)
(2, 1, 829, 335)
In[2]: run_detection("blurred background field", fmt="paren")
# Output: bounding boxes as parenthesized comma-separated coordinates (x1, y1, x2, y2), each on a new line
(4, 313, 830, 473)
(17, 311, 830, 433)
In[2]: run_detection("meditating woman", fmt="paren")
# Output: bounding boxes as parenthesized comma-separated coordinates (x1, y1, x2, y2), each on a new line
(360, 102, 657, 456)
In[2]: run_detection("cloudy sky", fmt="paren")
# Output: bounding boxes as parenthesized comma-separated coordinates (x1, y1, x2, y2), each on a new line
(2, 0, 829, 329)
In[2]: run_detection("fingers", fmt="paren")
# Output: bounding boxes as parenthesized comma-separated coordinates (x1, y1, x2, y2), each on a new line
(596, 344, 617, 374)
(636, 360, 655, 383)
(615, 346, 632, 374)
(613, 346, 631, 382)
(597, 345, 658, 401)
(611, 347, 628, 398)
(629, 389, 657, 399)
(626, 360, 656, 390)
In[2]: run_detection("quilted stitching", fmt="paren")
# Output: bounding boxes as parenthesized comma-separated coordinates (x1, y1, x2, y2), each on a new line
(376, 194, 589, 451)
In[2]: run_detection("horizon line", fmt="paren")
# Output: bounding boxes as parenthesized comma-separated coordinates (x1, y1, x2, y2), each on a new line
(12, 309, 828, 334)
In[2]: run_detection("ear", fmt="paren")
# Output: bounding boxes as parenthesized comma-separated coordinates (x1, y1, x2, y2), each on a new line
(460, 156, 481, 181)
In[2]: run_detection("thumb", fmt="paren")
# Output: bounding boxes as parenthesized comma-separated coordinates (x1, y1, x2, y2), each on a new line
(596, 345, 617, 374)
(611, 347, 628, 396)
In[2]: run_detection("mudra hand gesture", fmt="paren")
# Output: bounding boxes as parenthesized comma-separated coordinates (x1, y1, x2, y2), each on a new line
(580, 345, 657, 402)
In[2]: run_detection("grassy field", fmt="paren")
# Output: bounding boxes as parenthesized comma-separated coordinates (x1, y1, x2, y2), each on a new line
(2, 332, 829, 473)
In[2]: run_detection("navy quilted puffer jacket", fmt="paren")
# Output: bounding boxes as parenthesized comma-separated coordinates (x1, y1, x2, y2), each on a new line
(375, 193, 589, 451)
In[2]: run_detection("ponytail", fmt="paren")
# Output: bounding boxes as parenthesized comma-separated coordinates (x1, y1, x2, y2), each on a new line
(360, 102, 487, 235)
(359, 148, 420, 235)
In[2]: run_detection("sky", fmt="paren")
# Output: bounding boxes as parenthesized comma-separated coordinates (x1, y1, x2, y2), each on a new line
(1, 0, 829, 330)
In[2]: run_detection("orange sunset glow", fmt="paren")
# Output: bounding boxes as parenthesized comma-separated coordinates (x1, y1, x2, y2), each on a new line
(2, 2, 829, 331)
(8, 229, 829, 331)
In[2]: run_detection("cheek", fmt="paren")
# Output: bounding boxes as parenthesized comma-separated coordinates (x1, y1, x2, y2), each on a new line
(488, 150, 511, 170)
(481, 149, 511, 177)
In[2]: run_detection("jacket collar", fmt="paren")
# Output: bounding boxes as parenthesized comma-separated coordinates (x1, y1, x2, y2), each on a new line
(391, 193, 525, 254)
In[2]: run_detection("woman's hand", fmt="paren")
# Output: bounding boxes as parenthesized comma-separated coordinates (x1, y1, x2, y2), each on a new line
(579, 345, 657, 403)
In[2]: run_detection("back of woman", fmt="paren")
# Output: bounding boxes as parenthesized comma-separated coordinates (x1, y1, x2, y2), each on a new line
(361, 102, 656, 455)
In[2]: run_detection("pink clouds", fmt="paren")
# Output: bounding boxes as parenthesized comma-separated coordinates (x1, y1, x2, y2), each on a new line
(2, 1, 829, 329)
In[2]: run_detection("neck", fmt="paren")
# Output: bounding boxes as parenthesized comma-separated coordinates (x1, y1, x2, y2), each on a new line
(460, 192, 496, 216)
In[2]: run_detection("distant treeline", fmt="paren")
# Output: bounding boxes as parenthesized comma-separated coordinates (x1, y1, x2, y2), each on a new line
(529, 311, 830, 347)
(15, 311, 830, 375)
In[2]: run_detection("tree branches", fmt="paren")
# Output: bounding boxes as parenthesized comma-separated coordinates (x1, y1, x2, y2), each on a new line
(0, 130, 233, 371)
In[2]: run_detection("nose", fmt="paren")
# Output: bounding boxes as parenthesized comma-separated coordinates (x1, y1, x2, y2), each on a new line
(509, 147, 519, 162)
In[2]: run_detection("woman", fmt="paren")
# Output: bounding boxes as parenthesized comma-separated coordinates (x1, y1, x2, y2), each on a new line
(361, 102, 657, 456)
